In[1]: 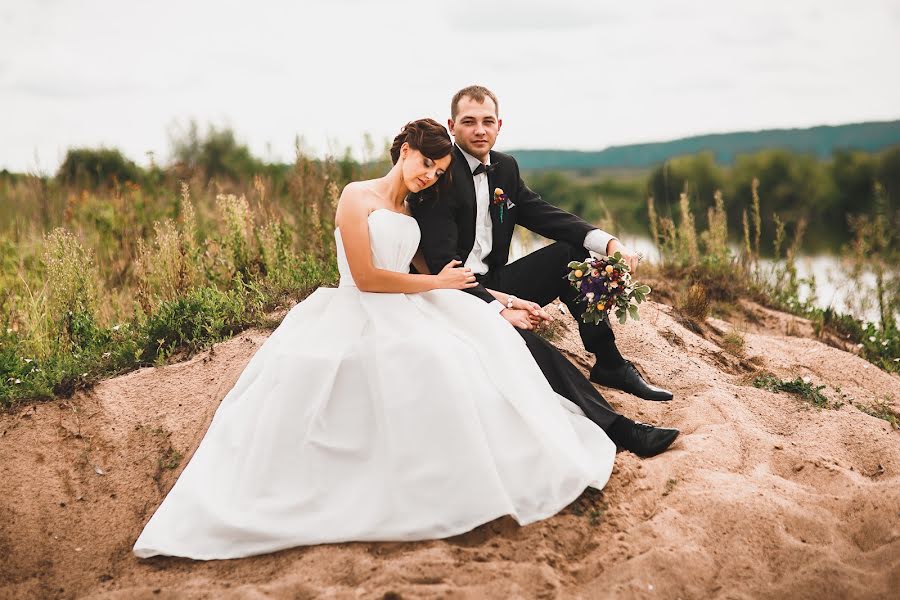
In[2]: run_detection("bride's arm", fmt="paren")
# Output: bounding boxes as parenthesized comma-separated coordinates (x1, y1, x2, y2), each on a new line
(485, 288, 536, 311)
(336, 185, 477, 294)
(484, 288, 553, 326)
(412, 250, 544, 311)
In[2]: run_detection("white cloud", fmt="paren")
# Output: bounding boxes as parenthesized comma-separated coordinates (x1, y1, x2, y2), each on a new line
(0, 0, 898, 171)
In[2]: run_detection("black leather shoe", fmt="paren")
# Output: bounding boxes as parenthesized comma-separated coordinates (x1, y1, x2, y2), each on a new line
(609, 420, 680, 458)
(590, 361, 673, 401)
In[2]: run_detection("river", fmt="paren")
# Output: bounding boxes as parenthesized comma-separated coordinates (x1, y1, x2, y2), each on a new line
(508, 228, 886, 324)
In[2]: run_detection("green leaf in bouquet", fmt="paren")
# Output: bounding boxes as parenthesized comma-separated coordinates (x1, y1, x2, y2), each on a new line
(616, 308, 627, 324)
(628, 304, 640, 321)
(635, 285, 651, 295)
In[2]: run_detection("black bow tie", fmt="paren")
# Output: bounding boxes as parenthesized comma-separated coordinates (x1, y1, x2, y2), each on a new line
(472, 162, 496, 177)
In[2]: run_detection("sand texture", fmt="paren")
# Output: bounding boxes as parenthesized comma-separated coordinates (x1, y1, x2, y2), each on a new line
(1, 300, 898, 599)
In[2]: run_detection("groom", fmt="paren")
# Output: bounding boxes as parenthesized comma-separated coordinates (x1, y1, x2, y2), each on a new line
(411, 85, 678, 457)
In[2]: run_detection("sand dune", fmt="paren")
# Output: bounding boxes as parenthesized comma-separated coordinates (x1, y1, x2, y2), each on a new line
(1, 300, 898, 599)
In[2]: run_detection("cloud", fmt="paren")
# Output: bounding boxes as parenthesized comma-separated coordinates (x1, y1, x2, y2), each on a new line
(447, 1, 623, 33)
(0, 78, 146, 99)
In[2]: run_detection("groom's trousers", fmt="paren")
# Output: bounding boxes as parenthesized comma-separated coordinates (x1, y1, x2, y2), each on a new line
(476, 241, 625, 432)
(477, 241, 618, 360)
(515, 329, 621, 431)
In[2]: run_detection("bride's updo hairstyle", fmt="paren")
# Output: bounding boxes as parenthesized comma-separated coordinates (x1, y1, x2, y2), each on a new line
(390, 118, 453, 200)
(389, 118, 453, 165)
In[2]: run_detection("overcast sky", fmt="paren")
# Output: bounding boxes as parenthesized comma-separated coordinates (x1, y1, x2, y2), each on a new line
(2, 0, 899, 172)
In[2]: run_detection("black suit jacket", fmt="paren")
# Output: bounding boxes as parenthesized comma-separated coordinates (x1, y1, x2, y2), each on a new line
(411, 145, 596, 303)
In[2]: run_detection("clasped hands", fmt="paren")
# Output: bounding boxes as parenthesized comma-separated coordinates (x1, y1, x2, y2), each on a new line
(500, 297, 553, 330)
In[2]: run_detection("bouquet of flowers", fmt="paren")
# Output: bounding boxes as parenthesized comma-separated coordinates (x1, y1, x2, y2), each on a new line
(566, 252, 651, 325)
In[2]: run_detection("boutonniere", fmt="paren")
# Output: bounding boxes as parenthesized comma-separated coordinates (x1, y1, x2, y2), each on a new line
(492, 187, 511, 223)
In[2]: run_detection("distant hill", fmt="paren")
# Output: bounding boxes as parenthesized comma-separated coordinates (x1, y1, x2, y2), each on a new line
(508, 120, 900, 170)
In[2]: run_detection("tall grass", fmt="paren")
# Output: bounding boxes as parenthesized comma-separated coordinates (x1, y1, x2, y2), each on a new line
(646, 180, 898, 373)
(0, 148, 356, 407)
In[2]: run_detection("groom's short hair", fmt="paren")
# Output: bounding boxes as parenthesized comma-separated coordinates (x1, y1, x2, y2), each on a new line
(451, 85, 499, 120)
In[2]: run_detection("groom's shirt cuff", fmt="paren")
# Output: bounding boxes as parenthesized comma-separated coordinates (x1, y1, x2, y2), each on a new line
(490, 300, 505, 313)
(584, 229, 616, 257)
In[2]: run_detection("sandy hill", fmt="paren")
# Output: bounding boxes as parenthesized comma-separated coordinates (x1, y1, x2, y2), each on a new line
(1, 299, 898, 599)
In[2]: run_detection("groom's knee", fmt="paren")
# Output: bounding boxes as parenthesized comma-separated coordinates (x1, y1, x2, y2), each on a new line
(547, 241, 588, 268)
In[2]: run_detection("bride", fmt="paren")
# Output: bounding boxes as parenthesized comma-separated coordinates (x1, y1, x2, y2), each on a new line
(133, 119, 615, 560)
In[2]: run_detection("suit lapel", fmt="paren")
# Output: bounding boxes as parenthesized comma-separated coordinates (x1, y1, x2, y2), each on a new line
(453, 146, 477, 219)
(451, 146, 478, 255)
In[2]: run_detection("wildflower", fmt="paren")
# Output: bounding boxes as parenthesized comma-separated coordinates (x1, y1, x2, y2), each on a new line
(856, 343, 864, 348)
(586, 292, 595, 300)
(882, 340, 889, 346)
(802, 375, 811, 384)
(869, 336, 877, 342)
(102, 352, 111, 358)
(605, 265, 614, 273)
(574, 270, 583, 278)
(14, 379, 21, 384)
(24, 358, 33, 363)
(112, 325, 121, 332)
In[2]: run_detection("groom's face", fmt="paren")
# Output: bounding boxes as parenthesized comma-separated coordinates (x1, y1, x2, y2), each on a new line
(449, 96, 502, 162)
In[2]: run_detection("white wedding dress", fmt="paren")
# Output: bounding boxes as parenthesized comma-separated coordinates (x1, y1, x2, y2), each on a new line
(133, 208, 615, 560)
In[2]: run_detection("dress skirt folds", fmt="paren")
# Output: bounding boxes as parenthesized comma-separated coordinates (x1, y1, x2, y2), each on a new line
(133, 209, 615, 560)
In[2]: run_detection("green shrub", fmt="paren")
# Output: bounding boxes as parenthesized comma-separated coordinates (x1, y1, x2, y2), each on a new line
(56, 147, 143, 188)
(170, 122, 267, 183)
(141, 286, 251, 363)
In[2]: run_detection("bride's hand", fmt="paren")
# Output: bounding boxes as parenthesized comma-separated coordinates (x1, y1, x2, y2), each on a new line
(500, 308, 536, 330)
(434, 260, 478, 290)
(510, 297, 553, 324)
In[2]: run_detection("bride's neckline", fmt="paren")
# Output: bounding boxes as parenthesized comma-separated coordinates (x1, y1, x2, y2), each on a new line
(334, 207, 416, 234)
(368, 207, 414, 221)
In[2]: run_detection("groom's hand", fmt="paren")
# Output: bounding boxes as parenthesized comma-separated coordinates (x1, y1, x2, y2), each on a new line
(500, 308, 538, 330)
(606, 239, 640, 273)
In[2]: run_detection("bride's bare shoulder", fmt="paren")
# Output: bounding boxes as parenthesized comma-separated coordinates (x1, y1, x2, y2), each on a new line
(336, 181, 378, 226)
(339, 180, 380, 202)
(337, 181, 362, 205)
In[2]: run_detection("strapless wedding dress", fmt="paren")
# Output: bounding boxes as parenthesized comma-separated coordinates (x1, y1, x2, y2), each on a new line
(133, 208, 615, 560)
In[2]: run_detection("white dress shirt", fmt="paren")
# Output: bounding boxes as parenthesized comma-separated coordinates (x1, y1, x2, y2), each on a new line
(457, 146, 617, 312)
(458, 147, 494, 276)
